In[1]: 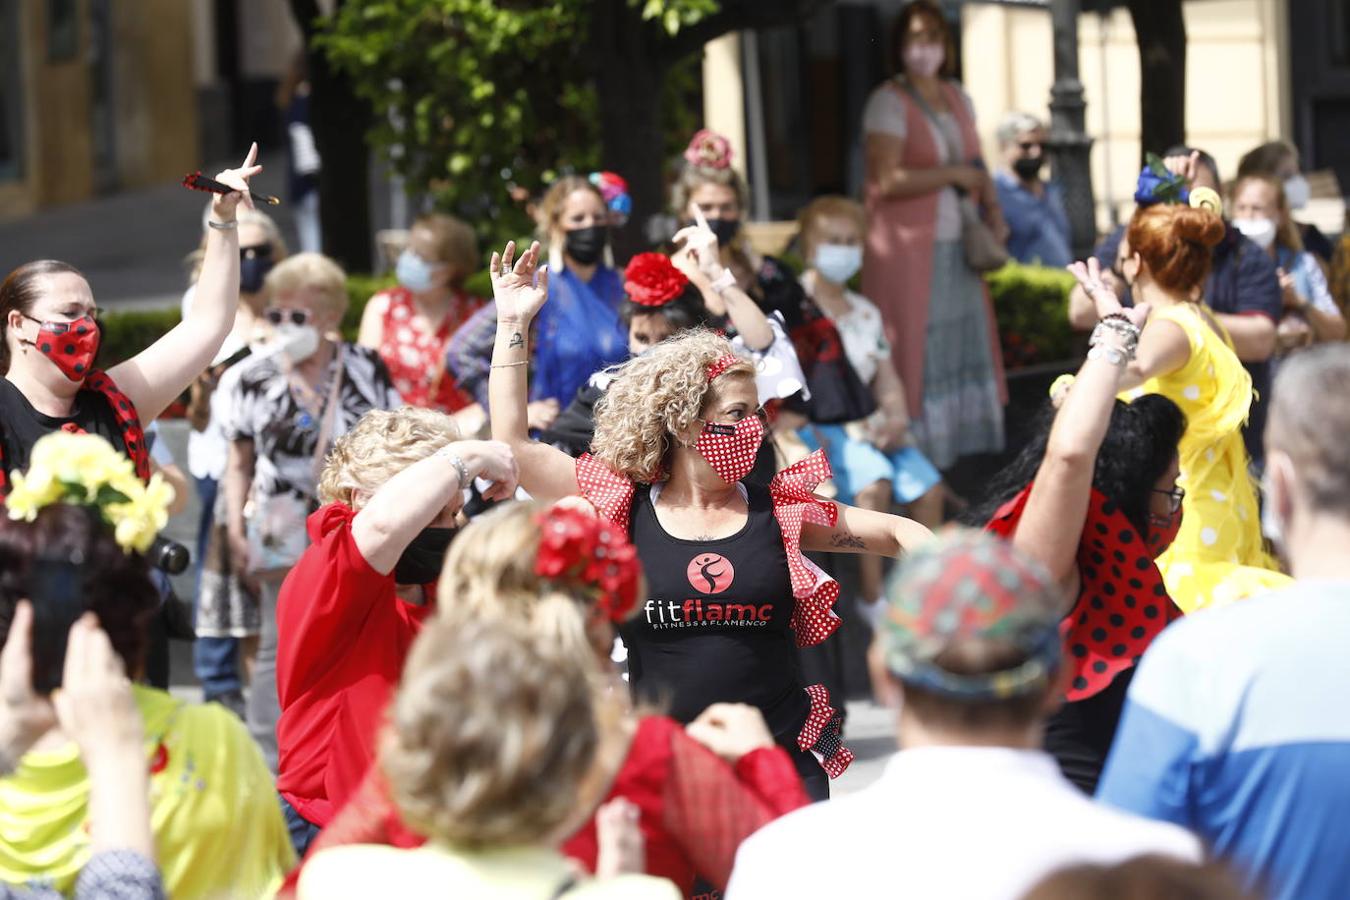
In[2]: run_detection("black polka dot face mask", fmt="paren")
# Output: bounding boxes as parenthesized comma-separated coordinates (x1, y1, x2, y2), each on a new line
(20, 314, 101, 382)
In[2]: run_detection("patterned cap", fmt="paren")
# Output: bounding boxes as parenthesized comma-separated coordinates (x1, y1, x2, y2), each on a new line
(879, 529, 1064, 700)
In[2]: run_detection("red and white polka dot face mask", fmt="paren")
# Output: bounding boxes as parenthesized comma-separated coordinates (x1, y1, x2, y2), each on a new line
(21, 314, 101, 382)
(694, 413, 763, 484)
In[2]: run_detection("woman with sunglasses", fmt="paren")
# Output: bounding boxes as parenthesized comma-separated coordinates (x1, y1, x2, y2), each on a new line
(488, 241, 933, 801)
(221, 251, 401, 770)
(0, 144, 261, 495)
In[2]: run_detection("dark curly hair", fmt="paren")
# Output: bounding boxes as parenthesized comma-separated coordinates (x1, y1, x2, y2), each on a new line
(0, 504, 159, 676)
(619, 282, 710, 332)
(968, 394, 1187, 542)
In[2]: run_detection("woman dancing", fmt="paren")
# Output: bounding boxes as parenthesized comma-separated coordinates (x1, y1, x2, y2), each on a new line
(488, 240, 932, 799)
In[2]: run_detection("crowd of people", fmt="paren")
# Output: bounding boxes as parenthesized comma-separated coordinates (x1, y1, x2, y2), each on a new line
(1, 2, 1349, 897)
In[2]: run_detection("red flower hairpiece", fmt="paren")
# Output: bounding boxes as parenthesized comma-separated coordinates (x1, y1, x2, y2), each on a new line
(534, 505, 641, 622)
(684, 129, 734, 171)
(706, 353, 742, 381)
(624, 253, 689, 307)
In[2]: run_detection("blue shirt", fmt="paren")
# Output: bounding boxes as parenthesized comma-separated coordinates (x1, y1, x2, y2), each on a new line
(1097, 580, 1350, 900)
(995, 171, 1072, 268)
(1094, 223, 1281, 465)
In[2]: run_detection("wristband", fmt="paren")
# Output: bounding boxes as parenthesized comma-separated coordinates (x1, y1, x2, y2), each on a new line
(207, 219, 238, 231)
(435, 446, 471, 490)
(710, 268, 737, 295)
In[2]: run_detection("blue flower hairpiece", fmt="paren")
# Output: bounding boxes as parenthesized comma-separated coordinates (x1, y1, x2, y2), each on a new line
(1133, 153, 1191, 207)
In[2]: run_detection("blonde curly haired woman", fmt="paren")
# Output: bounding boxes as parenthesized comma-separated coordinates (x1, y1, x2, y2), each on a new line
(271, 405, 517, 856)
(488, 241, 933, 800)
(285, 500, 811, 898)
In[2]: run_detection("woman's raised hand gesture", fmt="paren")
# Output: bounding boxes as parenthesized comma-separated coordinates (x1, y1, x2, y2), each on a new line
(491, 240, 550, 324)
(212, 142, 262, 220)
(1067, 257, 1150, 330)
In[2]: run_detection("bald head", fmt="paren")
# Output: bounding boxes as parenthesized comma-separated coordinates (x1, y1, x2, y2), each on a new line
(1267, 345, 1350, 518)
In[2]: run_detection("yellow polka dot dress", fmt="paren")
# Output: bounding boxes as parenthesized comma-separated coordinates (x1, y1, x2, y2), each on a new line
(1125, 304, 1291, 612)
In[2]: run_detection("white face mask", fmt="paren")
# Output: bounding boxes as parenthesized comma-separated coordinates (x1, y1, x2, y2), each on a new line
(904, 43, 945, 78)
(814, 244, 864, 285)
(276, 322, 320, 364)
(1234, 217, 1277, 249)
(1284, 174, 1311, 211)
(1260, 468, 1287, 557)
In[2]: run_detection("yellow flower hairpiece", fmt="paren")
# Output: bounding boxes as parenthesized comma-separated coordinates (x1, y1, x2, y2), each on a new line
(6, 432, 175, 555)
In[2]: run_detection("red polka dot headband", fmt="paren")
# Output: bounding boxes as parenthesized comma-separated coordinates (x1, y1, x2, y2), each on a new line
(706, 353, 743, 382)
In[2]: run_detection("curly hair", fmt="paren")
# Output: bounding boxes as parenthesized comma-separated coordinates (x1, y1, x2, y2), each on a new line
(0, 504, 158, 679)
(591, 328, 756, 482)
(967, 393, 1187, 542)
(317, 407, 460, 508)
(381, 615, 598, 850)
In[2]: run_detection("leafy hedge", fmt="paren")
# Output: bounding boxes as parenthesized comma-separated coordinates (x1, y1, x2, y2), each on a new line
(95, 262, 1079, 372)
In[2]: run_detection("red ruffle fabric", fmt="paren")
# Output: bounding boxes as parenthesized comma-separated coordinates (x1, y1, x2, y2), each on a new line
(768, 450, 842, 649)
(986, 484, 1183, 701)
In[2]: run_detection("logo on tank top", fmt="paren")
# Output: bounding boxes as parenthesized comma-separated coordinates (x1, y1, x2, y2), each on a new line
(686, 553, 735, 594)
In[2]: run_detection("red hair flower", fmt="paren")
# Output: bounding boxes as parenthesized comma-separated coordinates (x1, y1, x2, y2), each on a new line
(624, 253, 689, 307)
(535, 505, 641, 622)
(684, 129, 734, 171)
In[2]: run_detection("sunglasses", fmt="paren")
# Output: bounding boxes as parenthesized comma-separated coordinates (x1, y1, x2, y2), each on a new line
(241, 244, 274, 261)
(263, 308, 313, 327)
(1018, 141, 1043, 153)
(1153, 486, 1186, 515)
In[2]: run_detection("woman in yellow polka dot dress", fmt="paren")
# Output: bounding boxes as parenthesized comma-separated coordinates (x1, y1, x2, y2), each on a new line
(1070, 202, 1291, 612)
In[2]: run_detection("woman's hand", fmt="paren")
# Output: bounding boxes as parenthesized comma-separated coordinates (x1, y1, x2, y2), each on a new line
(0, 603, 56, 772)
(211, 142, 263, 220)
(491, 241, 550, 324)
(686, 702, 776, 763)
(449, 439, 520, 502)
(53, 615, 144, 775)
(1277, 268, 1308, 311)
(946, 165, 987, 193)
(526, 398, 560, 432)
(594, 798, 645, 879)
(1067, 257, 1151, 329)
(868, 411, 910, 452)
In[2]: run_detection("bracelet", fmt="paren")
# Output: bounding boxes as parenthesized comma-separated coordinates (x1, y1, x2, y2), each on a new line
(207, 219, 238, 231)
(1089, 319, 1139, 358)
(710, 268, 737, 295)
(1087, 344, 1128, 367)
(435, 447, 472, 490)
(490, 360, 529, 369)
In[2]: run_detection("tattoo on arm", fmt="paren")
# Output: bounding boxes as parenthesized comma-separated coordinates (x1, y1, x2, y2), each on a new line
(507, 332, 524, 349)
(830, 532, 866, 549)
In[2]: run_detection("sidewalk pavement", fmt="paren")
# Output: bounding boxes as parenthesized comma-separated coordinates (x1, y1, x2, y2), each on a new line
(0, 152, 295, 311)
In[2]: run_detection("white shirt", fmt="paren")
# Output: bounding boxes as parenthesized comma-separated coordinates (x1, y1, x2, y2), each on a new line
(726, 746, 1201, 900)
(823, 289, 890, 386)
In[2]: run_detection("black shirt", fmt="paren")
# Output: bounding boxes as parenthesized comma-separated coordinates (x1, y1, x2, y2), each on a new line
(0, 376, 128, 477)
(621, 482, 809, 744)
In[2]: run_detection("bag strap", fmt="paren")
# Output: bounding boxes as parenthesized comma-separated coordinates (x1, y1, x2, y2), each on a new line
(892, 77, 961, 167)
(310, 343, 346, 482)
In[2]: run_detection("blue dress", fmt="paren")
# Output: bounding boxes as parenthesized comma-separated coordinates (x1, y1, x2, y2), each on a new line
(532, 266, 628, 405)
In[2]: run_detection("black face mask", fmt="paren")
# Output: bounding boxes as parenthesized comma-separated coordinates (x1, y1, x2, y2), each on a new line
(240, 255, 274, 294)
(564, 225, 608, 266)
(393, 526, 458, 585)
(704, 217, 741, 247)
(1012, 156, 1045, 182)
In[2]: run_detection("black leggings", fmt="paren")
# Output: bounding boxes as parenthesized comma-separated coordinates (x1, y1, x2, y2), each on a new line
(1043, 668, 1134, 795)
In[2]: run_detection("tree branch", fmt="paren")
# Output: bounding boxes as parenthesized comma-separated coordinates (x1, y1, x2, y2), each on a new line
(663, 0, 833, 59)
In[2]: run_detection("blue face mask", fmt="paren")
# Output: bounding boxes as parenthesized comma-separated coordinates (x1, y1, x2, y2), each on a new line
(814, 243, 863, 285)
(396, 249, 438, 293)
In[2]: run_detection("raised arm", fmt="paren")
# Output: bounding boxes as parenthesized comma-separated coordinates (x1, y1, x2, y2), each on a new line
(673, 220, 773, 351)
(801, 502, 933, 558)
(350, 440, 517, 575)
(487, 241, 582, 503)
(1015, 258, 1153, 594)
(108, 144, 261, 422)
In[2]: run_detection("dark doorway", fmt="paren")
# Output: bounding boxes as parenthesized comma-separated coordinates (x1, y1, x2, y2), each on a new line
(1290, 0, 1350, 196)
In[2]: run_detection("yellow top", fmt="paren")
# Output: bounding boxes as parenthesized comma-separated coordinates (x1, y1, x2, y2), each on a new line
(299, 844, 682, 900)
(0, 686, 294, 899)
(1126, 303, 1291, 611)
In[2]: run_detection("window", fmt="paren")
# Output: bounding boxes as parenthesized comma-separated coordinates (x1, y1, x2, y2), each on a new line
(0, 2, 23, 181)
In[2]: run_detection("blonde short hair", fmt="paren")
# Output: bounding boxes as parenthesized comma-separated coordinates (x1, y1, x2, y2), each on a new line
(188, 206, 288, 284)
(670, 164, 750, 219)
(382, 615, 598, 850)
(797, 195, 866, 259)
(263, 252, 349, 319)
(413, 213, 478, 282)
(591, 328, 756, 482)
(317, 407, 460, 508)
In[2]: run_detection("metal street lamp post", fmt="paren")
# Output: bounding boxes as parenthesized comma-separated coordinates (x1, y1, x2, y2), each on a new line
(1046, 0, 1098, 259)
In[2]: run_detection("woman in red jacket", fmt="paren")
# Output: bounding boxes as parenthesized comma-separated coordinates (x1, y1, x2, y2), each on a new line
(283, 500, 810, 898)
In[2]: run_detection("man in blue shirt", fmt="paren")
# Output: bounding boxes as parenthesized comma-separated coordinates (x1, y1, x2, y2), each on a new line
(1097, 345, 1350, 900)
(994, 112, 1072, 269)
(1068, 147, 1279, 465)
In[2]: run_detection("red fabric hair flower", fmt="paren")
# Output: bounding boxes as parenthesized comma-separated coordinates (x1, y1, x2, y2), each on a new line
(534, 505, 641, 622)
(684, 129, 734, 171)
(624, 253, 689, 307)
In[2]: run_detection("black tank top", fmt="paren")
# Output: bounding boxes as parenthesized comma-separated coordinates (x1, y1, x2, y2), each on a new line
(622, 482, 809, 743)
(0, 376, 128, 477)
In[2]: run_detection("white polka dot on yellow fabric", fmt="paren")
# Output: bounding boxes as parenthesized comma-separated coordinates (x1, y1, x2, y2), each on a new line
(1200, 527, 1218, 546)
(1211, 489, 1227, 502)
(1183, 385, 1201, 400)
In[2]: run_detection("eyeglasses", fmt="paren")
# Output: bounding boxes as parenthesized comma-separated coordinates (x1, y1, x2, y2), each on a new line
(22, 310, 104, 332)
(1153, 486, 1186, 515)
(263, 308, 313, 327)
(1018, 141, 1043, 154)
